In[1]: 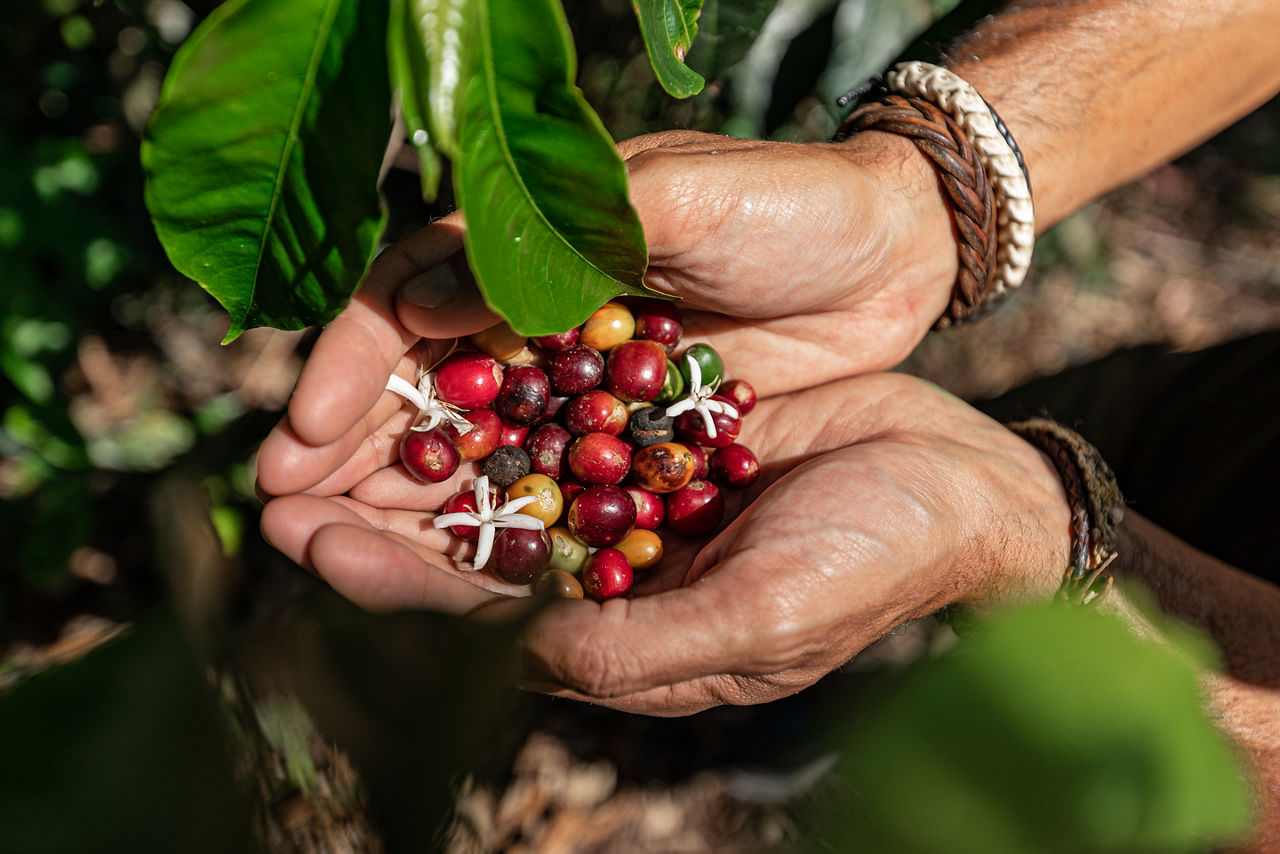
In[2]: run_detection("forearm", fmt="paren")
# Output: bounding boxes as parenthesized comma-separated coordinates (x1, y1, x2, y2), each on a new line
(1112, 512, 1280, 849)
(944, 0, 1280, 230)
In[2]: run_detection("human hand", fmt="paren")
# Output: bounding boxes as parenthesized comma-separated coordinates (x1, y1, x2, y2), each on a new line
(262, 373, 1071, 715)
(256, 128, 958, 497)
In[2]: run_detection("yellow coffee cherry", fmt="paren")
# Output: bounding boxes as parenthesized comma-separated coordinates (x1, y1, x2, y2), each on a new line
(579, 302, 635, 351)
(507, 474, 563, 526)
(470, 321, 528, 362)
(614, 528, 663, 570)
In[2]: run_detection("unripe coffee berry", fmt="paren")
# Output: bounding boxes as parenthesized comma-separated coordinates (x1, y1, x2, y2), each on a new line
(547, 343, 605, 395)
(678, 343, 725, 389)
(506, 473, 563, 527)
(524, 423, 572, 480)
(481, 445, 531, 488)
(567, 432, 632, 485)
(665, 480, 724, 537)
(630, 442, 695, 494)
(434, 352, 503, 409)
(582, 548, 633, 600)
(444, 408, 502, 461)
(490, 527, 552, 585)
(546, 526, 590, 574)
(709, 444, 760, 489)
(654, 359, 685, 404)
(605, 339, 668, 402)
(496, 364, 551, 425)
(568, 485, 636, 547)
(535, 568, 583, 599)
(579, 302, 635, 351)
(400, 427, 460, 483)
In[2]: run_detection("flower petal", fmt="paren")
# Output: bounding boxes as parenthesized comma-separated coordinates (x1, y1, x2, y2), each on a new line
(472, 523, 495, 570)
(685, 354, 702, 391)
(492, 514, 545, 531)
(699, 406, 718, 439)
(665, 398, 694, 418)
(497, 496, 540, 515)
(433, 513, 481, 529)
(386, 373, 427, 411)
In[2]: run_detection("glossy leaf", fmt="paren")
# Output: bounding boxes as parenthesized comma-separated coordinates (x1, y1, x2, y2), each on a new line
(805, 604, 1250, 853)
(633, 0, 705, 98)
(396, 0, 471, 158)
(143, 0, 392, 343)
(387, 0, 444, 199)
(686, 0, 775, 79)
(454, 0, 652, 336)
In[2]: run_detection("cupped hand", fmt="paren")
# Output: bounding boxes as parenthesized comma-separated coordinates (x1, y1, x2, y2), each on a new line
(262, 372, 1071, 715)
(256, 128, 958, 498)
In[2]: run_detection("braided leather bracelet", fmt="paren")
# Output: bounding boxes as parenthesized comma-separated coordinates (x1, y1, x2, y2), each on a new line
(835, 95, 998, 327)
(1006, 418, 1125, 606)
(835, 62, 1035, 327)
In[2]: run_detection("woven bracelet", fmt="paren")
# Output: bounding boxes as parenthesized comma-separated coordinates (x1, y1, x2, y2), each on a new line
(1005, 418, 1125, 606)
(835, 62, 1035, 327)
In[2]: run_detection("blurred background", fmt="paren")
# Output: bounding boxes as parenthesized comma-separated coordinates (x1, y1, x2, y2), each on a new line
(1, 0, 1276, 850)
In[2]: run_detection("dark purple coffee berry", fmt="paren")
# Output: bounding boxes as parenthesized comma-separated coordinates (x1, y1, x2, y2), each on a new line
(490, 527, 552, 585)
(626, 405, 675, 447)
(482, 445, 532, 488)
(524, 423, 572, 480)
(547, 343, 605, 395)
(709, 443, 760, 489)
(496, 364, 551, 425)
(532, 328, 580, 351)
(567, 485, 636, 547)
(666, 480, 724, 537)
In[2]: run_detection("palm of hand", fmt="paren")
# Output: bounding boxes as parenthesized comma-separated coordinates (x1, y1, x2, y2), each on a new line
(261, 372, 1068, 715)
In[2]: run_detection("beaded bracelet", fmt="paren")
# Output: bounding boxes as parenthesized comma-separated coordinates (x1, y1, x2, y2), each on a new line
(1005, 418, 1125, 606)
(835, 62, 1035, 326)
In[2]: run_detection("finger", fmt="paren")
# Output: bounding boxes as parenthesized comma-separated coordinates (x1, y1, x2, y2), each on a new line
(347, 462, 480, 510)
(287, 219, 467, 448)
(395, 251, 500, 340)
(257, 384, 416, 497)
(517, 571, 758, 700)
(309, 522, 499, 613)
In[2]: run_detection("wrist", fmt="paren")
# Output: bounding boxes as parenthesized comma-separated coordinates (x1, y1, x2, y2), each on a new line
(829, 130, 957, 337)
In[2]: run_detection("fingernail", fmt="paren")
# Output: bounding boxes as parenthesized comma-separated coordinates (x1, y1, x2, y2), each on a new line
(400, 265, 458, 308)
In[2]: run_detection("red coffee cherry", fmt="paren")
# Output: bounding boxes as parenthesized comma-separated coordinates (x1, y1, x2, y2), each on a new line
(564, 390, 628, 436)
(719, 379, 757, 416)
(440, 485, 499, 541)
(626, 486, 665, 529)
(532, 328, 580, 351)
(665, 480, 724, 537)
(443, 408, 502, 462)
(567, 432, 632, 485)
(400, 428, 460, 483)
(674, 398, 741, 448)
(605, 339, 668, 402)
(630, 298, 683, 352)
(709, 444, 760, 489)
(434, 352, 503, 409)
(582, 548, 633, 600)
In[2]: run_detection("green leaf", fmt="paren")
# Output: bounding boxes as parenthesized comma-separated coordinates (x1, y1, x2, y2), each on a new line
(454, 0, 652, 336)
(633, 0, 705, 98)
(143, 0, 392, 343)
(685, 0, 775, 80)
(804, 604, 1251, 853)
(387, 0, 445, 199)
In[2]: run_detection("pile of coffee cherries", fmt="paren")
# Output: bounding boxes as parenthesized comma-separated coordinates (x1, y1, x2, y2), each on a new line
(388, 298, 759, 602)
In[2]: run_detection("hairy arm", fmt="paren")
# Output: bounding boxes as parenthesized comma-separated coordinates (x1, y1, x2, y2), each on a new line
(1112, 512, 1280, 849)
(942, 0, 1280, 230)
